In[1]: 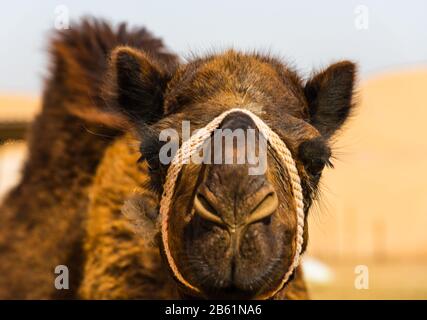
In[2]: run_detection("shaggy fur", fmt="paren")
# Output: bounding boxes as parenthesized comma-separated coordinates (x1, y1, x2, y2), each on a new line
(0, 18, 176, 299)
(78, 133, 176, 298)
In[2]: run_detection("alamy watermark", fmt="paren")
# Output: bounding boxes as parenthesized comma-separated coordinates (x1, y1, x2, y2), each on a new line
(354, 5, 369, 30)
(158, 121, 268, 175)
(354, 265, 369, 289)
(54, 265, 69, 290)
(54, 5, 70, 30)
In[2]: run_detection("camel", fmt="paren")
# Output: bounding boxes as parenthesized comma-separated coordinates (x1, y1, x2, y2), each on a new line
(0, 18, 356, 300)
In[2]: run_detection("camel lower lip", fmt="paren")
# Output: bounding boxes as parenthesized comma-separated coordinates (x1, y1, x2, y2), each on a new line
(196, 259, 263, 296)
(203, 284, 255, 299)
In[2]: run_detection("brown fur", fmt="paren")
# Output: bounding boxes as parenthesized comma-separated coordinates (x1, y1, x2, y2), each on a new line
(79, 133, 176, 299)
(0, 18, 176, 299)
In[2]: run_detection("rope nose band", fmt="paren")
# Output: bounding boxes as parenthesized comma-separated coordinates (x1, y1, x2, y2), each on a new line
(159, 108, 305, 299)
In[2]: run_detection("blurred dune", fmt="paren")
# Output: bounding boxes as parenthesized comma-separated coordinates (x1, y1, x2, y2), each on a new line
(306, 67, 427, 299)
(308, 67, 427, 260)
(0, 94, 38, 200)
(0, 94, 40, 123)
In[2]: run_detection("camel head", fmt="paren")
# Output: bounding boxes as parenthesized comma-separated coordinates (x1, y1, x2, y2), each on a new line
(104, 47, 356, 299)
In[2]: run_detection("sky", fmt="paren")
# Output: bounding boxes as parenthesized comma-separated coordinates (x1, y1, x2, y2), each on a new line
(0, 0, 426, 94)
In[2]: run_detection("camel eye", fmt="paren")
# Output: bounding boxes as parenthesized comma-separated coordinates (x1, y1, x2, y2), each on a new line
(305, 158, 327, 176)
(298, 137, 332, 178)
(139, 135, 163, 173)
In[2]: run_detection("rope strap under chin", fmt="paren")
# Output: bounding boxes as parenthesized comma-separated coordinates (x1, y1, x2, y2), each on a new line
(159, 108, 305, 299)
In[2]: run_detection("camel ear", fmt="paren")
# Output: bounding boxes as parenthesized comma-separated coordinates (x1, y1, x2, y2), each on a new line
(304, 61, 357, 138)
(104, 46, 169, 126)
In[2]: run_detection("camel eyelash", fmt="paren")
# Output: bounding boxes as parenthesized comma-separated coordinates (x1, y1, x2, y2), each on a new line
(136, 154, 161, 175)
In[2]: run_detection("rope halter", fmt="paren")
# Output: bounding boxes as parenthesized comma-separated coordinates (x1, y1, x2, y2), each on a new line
(159, 108, 305, 299)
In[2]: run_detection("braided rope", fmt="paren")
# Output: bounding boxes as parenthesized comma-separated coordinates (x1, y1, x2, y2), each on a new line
(159, 108, 305, 298)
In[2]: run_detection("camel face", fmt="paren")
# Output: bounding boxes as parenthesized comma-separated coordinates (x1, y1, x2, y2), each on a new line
(105, 48, 356, 299)
(161, 113, 322, 299)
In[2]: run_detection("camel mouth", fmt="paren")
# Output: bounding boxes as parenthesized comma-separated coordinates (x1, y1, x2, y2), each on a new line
(176, 209, 293, 299)
(202, 284, 257, 300)
(193, 251, 289, 299)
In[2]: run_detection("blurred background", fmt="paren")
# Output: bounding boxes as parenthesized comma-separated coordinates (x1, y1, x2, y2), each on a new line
(0, 0, 426, 299)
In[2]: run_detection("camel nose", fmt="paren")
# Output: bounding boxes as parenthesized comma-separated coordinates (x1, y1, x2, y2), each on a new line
(193, 167, 279, 228)
(193, 111, 278, 228)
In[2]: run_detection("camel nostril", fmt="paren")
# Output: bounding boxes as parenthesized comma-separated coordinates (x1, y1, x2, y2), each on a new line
(194, 183, 278, 228)
(193, 192, 224, 226)
(245, 190, 279, 225)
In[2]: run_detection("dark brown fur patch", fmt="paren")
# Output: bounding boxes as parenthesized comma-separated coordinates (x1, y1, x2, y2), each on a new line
(49, 17, 177, 128)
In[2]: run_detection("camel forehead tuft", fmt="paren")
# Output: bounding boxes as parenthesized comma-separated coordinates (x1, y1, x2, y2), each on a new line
(164, 51, 307, 115)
